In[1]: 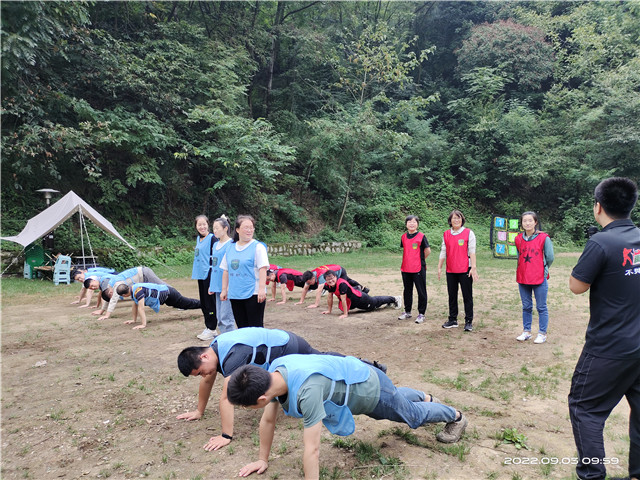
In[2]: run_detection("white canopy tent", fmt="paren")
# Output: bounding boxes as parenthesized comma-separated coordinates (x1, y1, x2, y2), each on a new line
(1, 190, 134, 256)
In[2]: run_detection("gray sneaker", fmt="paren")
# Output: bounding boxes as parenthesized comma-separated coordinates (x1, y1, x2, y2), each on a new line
(415, 314, 425, 324)
(393, 296, 402, 309)
(197, 328, 217, 341)
(428, 394, 441, 404)
(397, 312, 412, 320)
(436, 413, 468, 443)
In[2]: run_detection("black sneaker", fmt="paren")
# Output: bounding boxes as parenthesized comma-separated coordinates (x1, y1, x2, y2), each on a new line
(464, 322, 473, 332)
(360, 358, 387, 374)
(373, 361, 387, 373)
(442, 320, 458, 329)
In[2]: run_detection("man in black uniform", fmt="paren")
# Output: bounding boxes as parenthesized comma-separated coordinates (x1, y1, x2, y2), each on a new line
(569, 177, 640, 480)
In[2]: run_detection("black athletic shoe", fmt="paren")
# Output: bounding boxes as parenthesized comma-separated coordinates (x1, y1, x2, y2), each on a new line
(373, 361, 387, 373)
(464, 322, 473, 332)
(442, 320, 458, 329)
(360, 358, 387, 374)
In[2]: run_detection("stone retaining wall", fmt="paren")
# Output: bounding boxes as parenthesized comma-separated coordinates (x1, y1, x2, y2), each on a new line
(267, 241, 362, 257)
(0, 241, 364, 275)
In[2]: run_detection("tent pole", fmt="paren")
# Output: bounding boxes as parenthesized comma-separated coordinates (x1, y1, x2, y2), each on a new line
(1, 247, 26, 276)
(82, 209, 97, 268)
(79, 208, 86, 269)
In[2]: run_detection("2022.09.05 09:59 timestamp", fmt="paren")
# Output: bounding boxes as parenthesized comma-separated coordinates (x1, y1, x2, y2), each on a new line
(504, 457, 619, 465)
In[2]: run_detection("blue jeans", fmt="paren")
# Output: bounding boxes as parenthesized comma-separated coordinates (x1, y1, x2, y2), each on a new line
(518, 279, 549, 334)
(368, 368, 456, 428)
(215, 292, 236, 334)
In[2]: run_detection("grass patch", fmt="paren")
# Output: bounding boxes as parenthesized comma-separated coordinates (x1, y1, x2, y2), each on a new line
(437, 442, 471, 461)
(493, 428, 529, 450)
(422, 362, 565, 402)
(331, 437, 408, 478)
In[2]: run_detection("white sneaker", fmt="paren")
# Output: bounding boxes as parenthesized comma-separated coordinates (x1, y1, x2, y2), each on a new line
(393, 296, 402, 309)
(534, 333, 547, 344)
(516, 331, 532, 342)
(398, 312, 412, 320)
(197, 328, 217, 341)
(415, 314, 425, 324)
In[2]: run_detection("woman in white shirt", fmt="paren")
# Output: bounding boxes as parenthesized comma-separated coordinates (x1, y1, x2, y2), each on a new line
(220, 215, 269, 328)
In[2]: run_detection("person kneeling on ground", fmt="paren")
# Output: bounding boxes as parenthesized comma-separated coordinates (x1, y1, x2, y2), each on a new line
(322, 270, 401, 319)
(116, 283, 200, 330)
(175, 327, 387, 452)
(227, 354, 467, 479)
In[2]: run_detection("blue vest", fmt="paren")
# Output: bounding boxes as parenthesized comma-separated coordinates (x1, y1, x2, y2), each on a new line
(109, 267, 140, 287)
(209, 239, 233, 293)
(269, 354, 371, 436)
(131, 283, 169, 313)
(226, 240, 260, 299)
(317, 268, 342, 285)
(97, 273, 117, 291)
(213, 328, 290, 376)
(87, 267, 115, 276)
(192, 233, 215, 280)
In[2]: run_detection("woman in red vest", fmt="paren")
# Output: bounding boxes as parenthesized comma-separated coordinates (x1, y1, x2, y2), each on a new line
(321, 270, 401, 318)
(437, 210, 479, 331)
(514, 211, 555, 344)
(399, 215, 431, 324)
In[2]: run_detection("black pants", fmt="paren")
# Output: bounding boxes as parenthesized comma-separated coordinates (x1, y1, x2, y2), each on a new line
(340, 267, 362, 289)
(165, 287, 201, 310)
(568, 351, 640, 480)
(401, 268, 427, 314)
(446, 270, 473, 323)
(197, 276, 217, 330)
(282, 332, 339, 356)
(351, 293, 395, 311)
(230, 295, 266, 328)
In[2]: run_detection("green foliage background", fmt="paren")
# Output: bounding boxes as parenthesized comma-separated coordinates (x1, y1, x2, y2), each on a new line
(2, 1, 639, 255)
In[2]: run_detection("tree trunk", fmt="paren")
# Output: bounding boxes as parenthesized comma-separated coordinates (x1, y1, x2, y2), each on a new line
(337, 155, 355, 231)
(266, 1, 285, 118)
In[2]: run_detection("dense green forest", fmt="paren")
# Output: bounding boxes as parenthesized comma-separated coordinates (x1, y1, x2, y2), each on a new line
(2, 1, 639, 252)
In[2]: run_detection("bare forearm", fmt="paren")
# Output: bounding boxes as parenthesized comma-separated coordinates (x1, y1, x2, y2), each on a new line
(302, 423, 321, 480)
(314, 288, 322, 306)
(219, 400, 234, 435)
(299, 285, 309, 302)
(258, 407, 277, 462)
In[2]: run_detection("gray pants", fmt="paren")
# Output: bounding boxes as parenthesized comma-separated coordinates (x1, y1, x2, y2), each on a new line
(142, 267, 168, 285)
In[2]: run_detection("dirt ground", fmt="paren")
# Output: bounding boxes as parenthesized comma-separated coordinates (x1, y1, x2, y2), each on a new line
(1, 255, 632, 480)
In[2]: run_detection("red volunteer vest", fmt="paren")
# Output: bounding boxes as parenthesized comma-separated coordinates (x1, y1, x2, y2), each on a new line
(276, 268, 303, 291)
(443, 228, 471, 274)
(401, 232, 425, 273)
(314, 264, 341, 276)
(265, 264, 281, 285)
(333, 278, 362, 312)
(515, 232, 549, 285)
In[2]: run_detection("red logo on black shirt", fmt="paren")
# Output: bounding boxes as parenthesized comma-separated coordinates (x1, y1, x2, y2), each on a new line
(622, 248, 640, 267)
